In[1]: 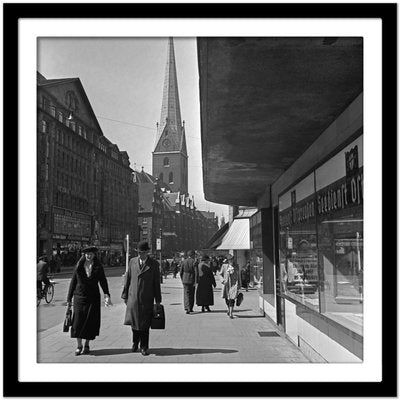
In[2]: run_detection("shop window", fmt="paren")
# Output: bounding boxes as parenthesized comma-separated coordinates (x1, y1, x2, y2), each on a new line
(315, 136, 363, 335)
(278, 135, 363, 336)
(279, 173, 319, 311)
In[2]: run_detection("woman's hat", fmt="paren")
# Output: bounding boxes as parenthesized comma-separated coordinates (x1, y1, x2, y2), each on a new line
(81, 246, 98, 253)
(137, 241, 150, 252)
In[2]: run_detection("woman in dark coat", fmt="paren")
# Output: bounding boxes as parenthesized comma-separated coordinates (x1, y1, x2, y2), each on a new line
(66, 246, 111, 356)
(196, 253, 216, 312)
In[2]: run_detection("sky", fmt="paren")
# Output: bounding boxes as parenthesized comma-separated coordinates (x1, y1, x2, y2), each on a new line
(37, 37, 228, 222)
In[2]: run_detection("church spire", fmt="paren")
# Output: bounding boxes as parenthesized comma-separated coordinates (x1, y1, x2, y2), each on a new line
(156, 37, 182, 145)
(153, 37, 188, 194)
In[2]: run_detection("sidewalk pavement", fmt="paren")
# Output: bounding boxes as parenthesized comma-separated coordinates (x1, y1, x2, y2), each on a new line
(37, 274, 310, 363)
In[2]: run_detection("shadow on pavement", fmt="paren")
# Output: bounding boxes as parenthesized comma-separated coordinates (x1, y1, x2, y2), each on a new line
(89, 348, 133, 356)
(151, 348, 238, 356)
(235, 315, 265, 318)
(190, 309, 252, 314)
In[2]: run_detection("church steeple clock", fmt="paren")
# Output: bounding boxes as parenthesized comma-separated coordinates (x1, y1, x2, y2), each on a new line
(153, 37, 188, 194)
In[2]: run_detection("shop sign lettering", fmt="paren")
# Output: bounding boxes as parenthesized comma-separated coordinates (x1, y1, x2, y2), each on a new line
(317, 170, 363, 216)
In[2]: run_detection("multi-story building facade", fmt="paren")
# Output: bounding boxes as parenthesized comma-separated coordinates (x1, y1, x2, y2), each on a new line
(37, 72, 138, 265)
(134, 168, 219, 257)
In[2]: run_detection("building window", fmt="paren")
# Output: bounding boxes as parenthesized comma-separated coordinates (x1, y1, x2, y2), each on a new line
(78, 125, 83, 136)
(315, 137, 363, 336)
(169, 172, 174, 184)
(159, 173, 164, 182)
(41, 120, 48, 133)
(42, 96, 49, 110)
(164, 157, 170, 167)
(278, 135, 363, 336)
(58, 112, 63, 123)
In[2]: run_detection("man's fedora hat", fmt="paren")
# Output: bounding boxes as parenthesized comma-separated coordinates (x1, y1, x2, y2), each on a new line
(137, 241, 151, 252)
(81, 246, 98, 253)
(187, 249, 195, 257)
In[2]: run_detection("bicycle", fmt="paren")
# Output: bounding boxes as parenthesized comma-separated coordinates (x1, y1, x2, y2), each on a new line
(37, 276, 56, 306)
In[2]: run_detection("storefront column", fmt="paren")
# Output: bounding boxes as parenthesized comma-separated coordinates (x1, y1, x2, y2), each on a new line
(261, 208, 275, 304)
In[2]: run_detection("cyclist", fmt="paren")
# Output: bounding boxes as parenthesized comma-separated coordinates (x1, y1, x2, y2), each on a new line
(37, 255, 50, 294)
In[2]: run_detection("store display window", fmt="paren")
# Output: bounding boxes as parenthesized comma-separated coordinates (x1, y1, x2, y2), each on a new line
(278, 134, 363, 336)
(250, 211, 263, 289)
(279, 173, 319, 311)
(316, 136, 363, 335)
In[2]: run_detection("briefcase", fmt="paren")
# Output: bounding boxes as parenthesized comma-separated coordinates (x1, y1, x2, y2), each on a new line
(151, 304, 165, 329)
(63, 308, 72, 332)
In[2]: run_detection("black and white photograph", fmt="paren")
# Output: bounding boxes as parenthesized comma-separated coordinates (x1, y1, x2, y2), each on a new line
(36, 34, 365, 364)
(4, 2, 396, 397)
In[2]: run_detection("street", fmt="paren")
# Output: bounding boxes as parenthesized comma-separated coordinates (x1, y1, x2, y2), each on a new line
(37, 271, 310, 363)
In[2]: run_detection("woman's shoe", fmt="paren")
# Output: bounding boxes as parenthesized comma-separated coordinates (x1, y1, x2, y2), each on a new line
(201, 307, 205, 312)
(81, 346, 90, 355)
(75, 347, 83, 356)
(229, 315, 234, 319)
(206, 307, 211, 312)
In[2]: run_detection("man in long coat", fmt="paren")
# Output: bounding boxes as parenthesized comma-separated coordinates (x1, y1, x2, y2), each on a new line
(180, 249, 198, 314)
(121, 241, 162, 356)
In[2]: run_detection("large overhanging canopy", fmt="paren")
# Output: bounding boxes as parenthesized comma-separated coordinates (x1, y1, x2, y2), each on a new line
(198, 37, 363, 206)
(217, 219, 250, 250)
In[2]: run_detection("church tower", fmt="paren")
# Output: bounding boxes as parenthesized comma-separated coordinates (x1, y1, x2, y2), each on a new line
(153, 37, 188, 194)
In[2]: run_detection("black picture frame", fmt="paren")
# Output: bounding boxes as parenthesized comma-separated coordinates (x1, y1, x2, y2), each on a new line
(4, 2, 396, 397)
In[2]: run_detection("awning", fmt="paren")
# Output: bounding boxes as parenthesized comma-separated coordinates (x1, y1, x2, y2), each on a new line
(217, 219, 250, 250)
(204, 222, 229, 250)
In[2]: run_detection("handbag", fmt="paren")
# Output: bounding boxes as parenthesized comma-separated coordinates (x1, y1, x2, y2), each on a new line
(63, 307, 72, 332)
(236, 292, 244, 307)
(151, 304, 165, 329)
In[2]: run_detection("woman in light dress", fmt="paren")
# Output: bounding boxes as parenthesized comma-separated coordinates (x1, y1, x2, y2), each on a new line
(219, 254, 241, 319)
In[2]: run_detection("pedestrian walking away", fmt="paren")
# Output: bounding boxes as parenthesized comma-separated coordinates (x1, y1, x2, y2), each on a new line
(196, 252, 216, 312)
(219, 254, 241, 318)
(66, 246, 112, 356)
(121, 241, 162, 356)
(241, 261, 251, 292)
(180, 249, 198, 314)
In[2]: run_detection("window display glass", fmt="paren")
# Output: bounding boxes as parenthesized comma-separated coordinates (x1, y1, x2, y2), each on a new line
(279, 173, 319, 311)
(278, 135, 363, 336)
(316, 136, 363, 335)
(250, 211, 263, 289)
